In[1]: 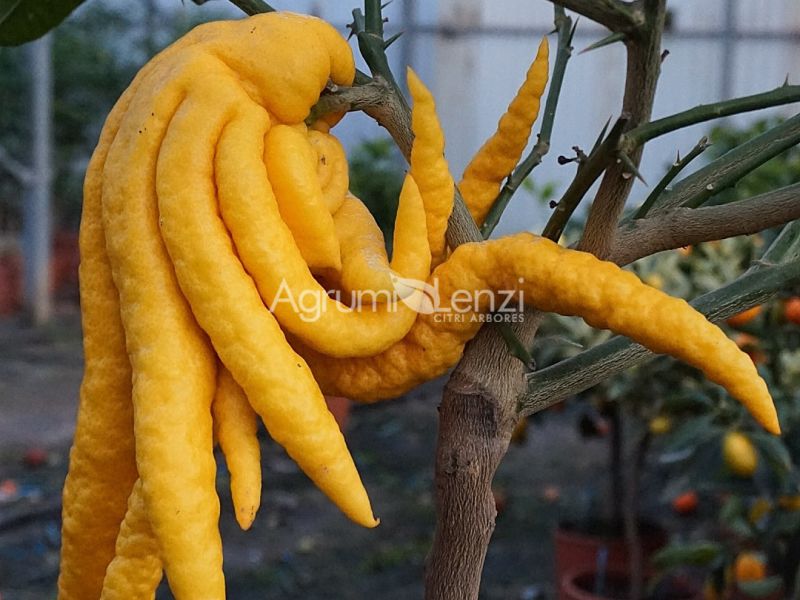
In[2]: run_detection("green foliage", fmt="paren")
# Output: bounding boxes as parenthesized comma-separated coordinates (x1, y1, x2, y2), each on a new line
(534, 118, 800, 592)
(707, 118, 800, 203)
(0, 0, 87, 46)
(348, 137, 404, 254)
(652, 542, 723, 569)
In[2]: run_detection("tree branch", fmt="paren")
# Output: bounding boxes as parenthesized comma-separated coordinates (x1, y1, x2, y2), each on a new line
(224, 0, 275, 15)
(577, 0, 666, 259)
(627, 83, 800, 147)
(541, 116, 628, 240)
(612, 184, 800, 264)
(308, 78, 414, 157)
(651, 112, 800, 212)
(545, 0, 642, 33)
(632, 136, 710, 219)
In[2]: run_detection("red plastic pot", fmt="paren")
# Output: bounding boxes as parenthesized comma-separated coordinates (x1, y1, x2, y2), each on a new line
(0, 253, 21, 315)
(51, 229, 79, 297)
(729, 584, 784, 600)
(324, 396, 351, 431)
(560, 569, 631, 600)
(554, 522, 667, 599)
(560, 568, 703, 600)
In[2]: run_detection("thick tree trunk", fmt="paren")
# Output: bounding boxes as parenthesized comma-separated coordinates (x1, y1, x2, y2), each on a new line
(425, 319, 539, 599)
(424, 3, 666, 598)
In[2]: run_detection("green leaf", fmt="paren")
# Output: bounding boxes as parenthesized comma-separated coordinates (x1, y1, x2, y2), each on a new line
(658, 414, 719, 463)
(736, 576, 782, 598)
(661, 391, 715, 412)
(719, 495, 745, 525)
(751, 431, 793, 474)
(653, 542, 724, 569)
(0, 0, 87, 46)
(771, 510, 800, 535)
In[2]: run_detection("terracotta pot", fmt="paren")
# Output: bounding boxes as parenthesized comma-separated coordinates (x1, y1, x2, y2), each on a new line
(51, 229, 79, 297)
(561, 569, 634, 600)
(554, 522, 667, 599)
(560, 568, 702, 600)
(729, 584, 784, 600)
(324, 396, 351, 431)
(0, 253, 22, 315)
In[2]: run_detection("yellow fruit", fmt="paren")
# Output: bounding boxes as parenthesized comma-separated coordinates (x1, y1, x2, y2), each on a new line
(723, 432, 758, 477)
(213, 367, 262, 531)
(214, 101, 429, 358)
(100, 480, 162, 600)
(408, 68, 454, 265)
(300, 233, 780, 436)
(265, 123, 342, 272)
(155, 73, 377, 530)
(459, 37, 549, 226)
(59, 57, 144, 600)
(307, 129, 348, 214)
(649, 415, 672, 435)
(748, 498, 771, 524)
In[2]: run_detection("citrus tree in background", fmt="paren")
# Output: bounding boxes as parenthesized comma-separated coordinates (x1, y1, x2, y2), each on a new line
(4, 1, 800, 599)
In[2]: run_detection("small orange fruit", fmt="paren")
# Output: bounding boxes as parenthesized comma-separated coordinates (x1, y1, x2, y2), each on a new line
(733, 552, 766, 582)
(748, 498, 771, 524)
(672, 490, 699, 515)
(733, 333, 767, 365)
(726, 305, 762, 328)
(784, 297, 800, 325)
(778, 495, 800, 511)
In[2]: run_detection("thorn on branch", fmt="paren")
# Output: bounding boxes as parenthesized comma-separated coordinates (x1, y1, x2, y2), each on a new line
(568, 18, 579, 45)
(632, 135, 710, 219)
(383, 31, 403, 49)
(498, 325, 536, 372)
(617, 151, 647, 184)
(590, 117, 613, 155)
(579, 31, 625, 54)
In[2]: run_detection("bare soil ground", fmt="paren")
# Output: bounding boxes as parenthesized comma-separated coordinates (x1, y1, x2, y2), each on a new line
(0, 310, 608, 600)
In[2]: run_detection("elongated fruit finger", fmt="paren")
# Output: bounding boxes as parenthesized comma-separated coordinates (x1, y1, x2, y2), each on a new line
(58, 24, 234, 599)
(265, 123, 342, 272)
(297, 233, 779, 435)
(407, 69, 454, 266)
(213, 366, 261, 531)
(102, 52, 223, 600)
(308, 129, 349, 214)
(100, 479, 162, 600)
(459, 38, 549, 227)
